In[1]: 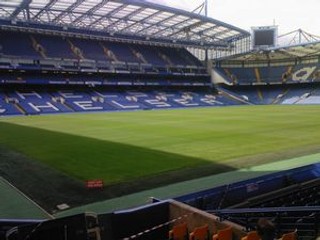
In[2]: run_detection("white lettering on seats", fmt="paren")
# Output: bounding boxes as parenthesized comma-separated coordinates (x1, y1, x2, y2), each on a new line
(174, 99, 199, 106)
(28, 102, 59, 112)
(111, 101, 140, 109)
(145, 99, 171, 107)
(292, 67, 317, 82)
(73, 101, 103, 110)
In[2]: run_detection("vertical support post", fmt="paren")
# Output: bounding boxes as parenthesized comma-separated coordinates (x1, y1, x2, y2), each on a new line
(204, 0, 210, 76)
(205, 0, 208, 17)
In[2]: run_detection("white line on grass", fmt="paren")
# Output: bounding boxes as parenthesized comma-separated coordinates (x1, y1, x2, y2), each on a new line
(0, 176, 54, 219)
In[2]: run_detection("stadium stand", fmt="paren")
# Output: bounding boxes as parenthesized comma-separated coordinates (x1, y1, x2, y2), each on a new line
(0, 85, 246, 116)
(212, 226, 233, 240)
(0, 25, 227, 116)
(0, 31, 40, 59)
(0, 164, 319, 240)
(240, 231, 260, 240)
(169, 222, 188, 240)
(0, 26, 223, 117)
(215, 82, 320, 105)
(175, 163, 320, 240)
(216, 64, 320, 86)
(189, 224, 210, 240)
(1, 1, 320, 240)
(0, 30, 205, 69)
(0, 200, 245, 240)
(213, 40, 320, 107)
(279, 230, 298, 240)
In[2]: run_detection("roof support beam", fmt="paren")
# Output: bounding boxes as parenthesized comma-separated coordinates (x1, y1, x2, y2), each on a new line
(304, 48, 320, 57)
(32, 0, 59, 20)
(186, 29, 232, 44)
(149, 17, 196, 37)
(52, 0, 86, 23)
(277, 49, 300, 58)
(0, 7, 12, 16)
(118, 10, 161, 33)
(166, 21, 203, 39)
(10, 0, 31, 19)
(72, 0, 109, 25)
(105, 7, 146, 32)
(87, 4, 128, 28)
(135, 13, 177, 35)
(184, 25, 219, 39)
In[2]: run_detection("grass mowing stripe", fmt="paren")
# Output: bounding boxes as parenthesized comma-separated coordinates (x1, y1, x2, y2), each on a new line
(1, 105, 320, 184)
(0, 122, 212, 183)
(56, 154, 320, 218)
(1, 105, 320, 212)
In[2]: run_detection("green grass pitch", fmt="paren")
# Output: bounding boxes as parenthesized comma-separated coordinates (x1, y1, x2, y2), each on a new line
(1, 105, 320, 186)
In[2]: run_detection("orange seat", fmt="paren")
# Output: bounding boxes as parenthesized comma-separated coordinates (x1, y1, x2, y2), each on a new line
(241, 231, 260, 240)
(189, 224, 209, 240)
(169, 223, 188, 240)
(279, 230, 297, 240)
(212, 226, 232, 240)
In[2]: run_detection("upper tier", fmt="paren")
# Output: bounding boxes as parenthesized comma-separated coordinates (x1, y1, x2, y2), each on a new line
(0, 31, 202, 68)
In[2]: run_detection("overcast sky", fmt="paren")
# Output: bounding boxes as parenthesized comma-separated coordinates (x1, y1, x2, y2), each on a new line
(147, 0, 320, 38)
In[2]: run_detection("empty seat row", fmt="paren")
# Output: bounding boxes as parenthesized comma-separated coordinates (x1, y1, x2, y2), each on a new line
(169, 223, 233, 240)
(0, 30, 202, 67)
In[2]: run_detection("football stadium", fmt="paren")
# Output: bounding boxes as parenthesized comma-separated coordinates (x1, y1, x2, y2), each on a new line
(0, 0, 319, 239)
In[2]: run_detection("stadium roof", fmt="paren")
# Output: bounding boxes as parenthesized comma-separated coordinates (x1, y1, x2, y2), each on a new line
(0, 0, 250, 49)
(216, 40, 320, 62)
